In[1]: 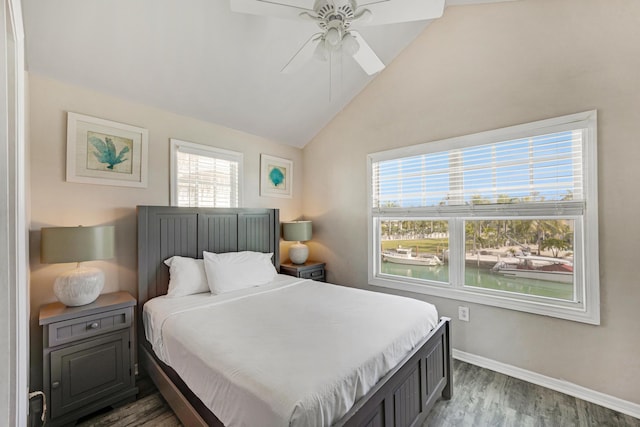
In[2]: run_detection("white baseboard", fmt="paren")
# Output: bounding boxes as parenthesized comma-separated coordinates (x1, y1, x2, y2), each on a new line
(453, 349, 640, 420)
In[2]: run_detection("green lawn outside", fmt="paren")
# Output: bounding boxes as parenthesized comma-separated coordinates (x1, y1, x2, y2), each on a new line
(381, 239, 449, 254)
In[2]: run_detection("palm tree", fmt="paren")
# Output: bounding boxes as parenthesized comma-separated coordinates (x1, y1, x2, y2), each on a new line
(540, 238, 571, 258)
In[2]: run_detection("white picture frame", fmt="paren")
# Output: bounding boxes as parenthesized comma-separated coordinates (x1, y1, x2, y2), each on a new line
(260, 154, 293, 198)
(66, 112, 148, 188)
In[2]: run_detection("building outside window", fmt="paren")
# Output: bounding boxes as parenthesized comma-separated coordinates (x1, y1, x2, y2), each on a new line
(367, 111, 599, 324)
(170, 139, 243, 208)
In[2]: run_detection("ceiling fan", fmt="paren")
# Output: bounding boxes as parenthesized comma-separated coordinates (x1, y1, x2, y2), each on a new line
(230, 0, 446, 75)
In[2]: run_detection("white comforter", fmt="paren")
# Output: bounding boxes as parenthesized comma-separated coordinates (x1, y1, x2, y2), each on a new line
(144, 275, 438, 427)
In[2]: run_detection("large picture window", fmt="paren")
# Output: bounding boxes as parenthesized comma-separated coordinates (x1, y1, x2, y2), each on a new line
(367, 111, 599, 324)
(170, 139, 243, 208)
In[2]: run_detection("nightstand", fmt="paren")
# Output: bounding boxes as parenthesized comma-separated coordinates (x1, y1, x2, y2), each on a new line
(280, 260, 326, 282)
(39, 291, 138, 426)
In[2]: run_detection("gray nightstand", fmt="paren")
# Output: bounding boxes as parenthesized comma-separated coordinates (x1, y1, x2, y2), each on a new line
(280, 260, 326, 282)
(39, 291, 138, 426)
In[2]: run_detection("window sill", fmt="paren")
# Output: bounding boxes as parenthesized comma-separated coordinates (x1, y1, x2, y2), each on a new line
(369, 276, 600, 325)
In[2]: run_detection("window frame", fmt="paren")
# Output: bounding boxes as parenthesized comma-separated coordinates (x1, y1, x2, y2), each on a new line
(170, 138, 244, 208)
(367, 111, 600, 324)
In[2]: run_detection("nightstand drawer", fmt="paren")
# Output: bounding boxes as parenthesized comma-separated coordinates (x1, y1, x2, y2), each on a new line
(280, 261, 326, 282)
(47, 307, 132, 348)
(301, 268, 325, 281)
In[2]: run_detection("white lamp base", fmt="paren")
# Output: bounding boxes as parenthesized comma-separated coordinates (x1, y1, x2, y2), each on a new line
(54, 266, 104, 306)
(289, 242, 309, 265)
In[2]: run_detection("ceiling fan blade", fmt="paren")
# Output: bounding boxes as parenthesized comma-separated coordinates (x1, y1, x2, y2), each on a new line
(230, 0, 315, 20)
(356, 0, 445, 26)
(281, 33, 322, 74)
(350, 31, 385, 75)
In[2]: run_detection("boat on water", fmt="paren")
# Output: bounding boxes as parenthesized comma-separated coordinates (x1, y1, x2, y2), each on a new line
(491, 255, 573, 284)
(382, 248, 444, 266)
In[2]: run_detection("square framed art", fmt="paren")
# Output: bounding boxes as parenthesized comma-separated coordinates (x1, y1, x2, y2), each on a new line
(66, 112, 148, 188)
(260, 154, 292, 198)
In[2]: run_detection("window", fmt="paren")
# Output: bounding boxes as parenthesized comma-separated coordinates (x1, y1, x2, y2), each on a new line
(170, 139, 243, 207)
(367, 111, 599, 324)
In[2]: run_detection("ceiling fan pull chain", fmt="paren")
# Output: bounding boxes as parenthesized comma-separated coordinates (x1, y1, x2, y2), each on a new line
(329, 50, 333, 103)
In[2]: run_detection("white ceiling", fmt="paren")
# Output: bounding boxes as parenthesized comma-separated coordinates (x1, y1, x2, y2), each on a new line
(21, 0, 506, 148)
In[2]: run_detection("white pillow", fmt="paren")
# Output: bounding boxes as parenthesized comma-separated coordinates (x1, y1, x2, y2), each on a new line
(203, 251, 277, 294)
(164, 256, 209, 297)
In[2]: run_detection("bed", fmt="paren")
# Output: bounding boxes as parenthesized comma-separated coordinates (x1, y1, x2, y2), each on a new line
(137, 206, 452, 427)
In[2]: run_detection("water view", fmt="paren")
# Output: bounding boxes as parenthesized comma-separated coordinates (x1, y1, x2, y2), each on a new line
(380, 261, 574, 301)
(379, 218, 576, 301)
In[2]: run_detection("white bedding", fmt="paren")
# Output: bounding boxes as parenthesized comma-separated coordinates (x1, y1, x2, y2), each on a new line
(144, 275, 439, 427)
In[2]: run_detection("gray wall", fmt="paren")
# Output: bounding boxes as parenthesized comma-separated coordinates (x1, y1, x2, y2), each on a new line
(303, 0, 640, 404)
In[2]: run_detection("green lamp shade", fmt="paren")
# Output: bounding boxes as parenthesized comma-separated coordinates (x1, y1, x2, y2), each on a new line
(40, 225, 115, 307)
(282, 221, 312, 264)
(41, 225, 115, 264)
(282, 221, 312, 242)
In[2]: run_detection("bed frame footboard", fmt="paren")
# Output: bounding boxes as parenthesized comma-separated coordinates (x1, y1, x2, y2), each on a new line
(140, 317, 451, 427)
(337, 316, 452, 427)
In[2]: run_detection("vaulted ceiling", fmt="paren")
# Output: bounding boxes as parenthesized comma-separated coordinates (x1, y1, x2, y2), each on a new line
(21, 0, 510, 148)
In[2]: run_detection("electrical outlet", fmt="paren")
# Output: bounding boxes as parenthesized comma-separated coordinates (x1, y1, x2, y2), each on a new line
(458, 306, 470, 322)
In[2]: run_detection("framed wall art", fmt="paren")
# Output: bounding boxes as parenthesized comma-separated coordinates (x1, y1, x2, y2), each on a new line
(260, 154, 292, 198)
(66, 112, 148, 188)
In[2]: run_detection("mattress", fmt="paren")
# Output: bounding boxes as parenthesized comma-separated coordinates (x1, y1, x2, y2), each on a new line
(143, 275, 439, 427)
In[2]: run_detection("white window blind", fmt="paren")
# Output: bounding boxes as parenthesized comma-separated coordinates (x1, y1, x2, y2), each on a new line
(170, 139, 242, 208)
(372, 130, 584, 210)
(367, 111, 600, 324)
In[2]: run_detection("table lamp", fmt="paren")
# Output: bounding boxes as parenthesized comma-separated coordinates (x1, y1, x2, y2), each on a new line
(40, 225, 115, 306)
(282, 221, 312, 264)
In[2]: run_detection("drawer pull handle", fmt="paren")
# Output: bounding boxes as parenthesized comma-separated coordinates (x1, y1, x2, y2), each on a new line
(88, 322, 99, 330)
(52, 381, 60, 389)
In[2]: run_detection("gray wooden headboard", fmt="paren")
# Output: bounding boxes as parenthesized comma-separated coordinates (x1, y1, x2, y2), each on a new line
(137, 206, 280, 308)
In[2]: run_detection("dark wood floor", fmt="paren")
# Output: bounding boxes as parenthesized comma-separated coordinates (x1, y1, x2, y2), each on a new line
(424, 361, 639, 427)
(76, 360, 639, 427)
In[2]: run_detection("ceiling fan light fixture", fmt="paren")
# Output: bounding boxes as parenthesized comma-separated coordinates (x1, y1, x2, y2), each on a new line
(314, 39, 329, 61)
(325, 27, 341, 50)
(342, 32, 359, 56)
